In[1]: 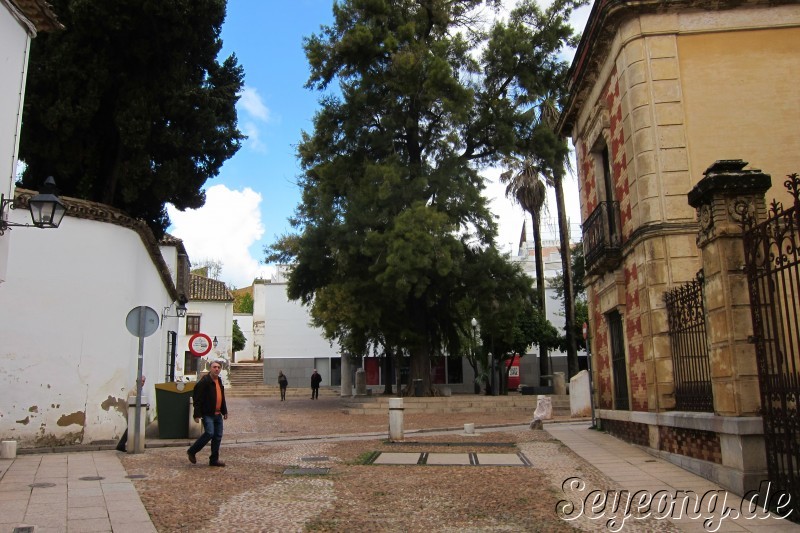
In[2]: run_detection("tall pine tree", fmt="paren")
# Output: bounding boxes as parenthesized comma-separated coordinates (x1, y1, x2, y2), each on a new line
(19, 0, 244, 236)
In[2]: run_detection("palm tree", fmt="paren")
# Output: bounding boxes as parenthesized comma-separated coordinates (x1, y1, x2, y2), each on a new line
(500, 163, 550, 385)
(539, 96, 579, 379)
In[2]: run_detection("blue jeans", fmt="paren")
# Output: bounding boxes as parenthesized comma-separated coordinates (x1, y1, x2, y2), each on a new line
(188, 414, 224, 464)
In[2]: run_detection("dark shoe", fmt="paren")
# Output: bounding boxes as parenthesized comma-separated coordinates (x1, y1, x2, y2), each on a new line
(187, 451, 196, 464)
(210, 461, 226, 467)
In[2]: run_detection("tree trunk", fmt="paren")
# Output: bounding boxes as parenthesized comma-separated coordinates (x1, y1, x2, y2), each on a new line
(383, 351, 394, 395)
(408, 345, 431, 396)
(554, 175, 578, 379)
(528, 208, 550, 386)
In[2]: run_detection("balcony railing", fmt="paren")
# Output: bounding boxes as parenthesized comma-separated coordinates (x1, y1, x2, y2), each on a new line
(583, 201, 622, 275)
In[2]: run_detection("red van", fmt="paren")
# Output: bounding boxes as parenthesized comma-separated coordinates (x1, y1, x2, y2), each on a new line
(506, 353, 521, 390)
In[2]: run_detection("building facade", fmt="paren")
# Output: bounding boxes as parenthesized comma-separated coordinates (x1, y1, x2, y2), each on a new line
(558, 0, 800, 496)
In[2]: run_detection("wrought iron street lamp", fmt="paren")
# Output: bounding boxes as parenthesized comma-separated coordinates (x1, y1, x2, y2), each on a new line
(0, 177, 66, 235)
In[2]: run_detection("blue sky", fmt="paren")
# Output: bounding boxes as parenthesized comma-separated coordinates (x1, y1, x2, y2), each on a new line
(167, 1, 587, 288)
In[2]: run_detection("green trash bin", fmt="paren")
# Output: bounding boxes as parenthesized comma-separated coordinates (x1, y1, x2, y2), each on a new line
(154, 382, 195, 439)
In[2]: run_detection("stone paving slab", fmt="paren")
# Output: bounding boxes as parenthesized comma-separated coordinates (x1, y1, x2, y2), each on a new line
(426, 453, 471, 465)
(475, 453, 526, 466)
(372, 452, 420, 465)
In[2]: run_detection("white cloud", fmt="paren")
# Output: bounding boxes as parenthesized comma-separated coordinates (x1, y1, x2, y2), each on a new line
(238, 86, 270, 122)
(167, 185, 266, 288)
(240, 121, 267, 153)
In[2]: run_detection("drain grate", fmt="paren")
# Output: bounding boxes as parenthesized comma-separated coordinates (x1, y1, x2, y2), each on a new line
(283, 467, 329, 476)
(126, 474, 147, 479)
(301, 456, 329, 462)
(79, 476, 105, 481)
(13, 527, 35, 533)
(29, 482, 56, 488)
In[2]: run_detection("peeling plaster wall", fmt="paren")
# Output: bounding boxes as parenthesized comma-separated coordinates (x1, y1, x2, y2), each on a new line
(0, 215, 174, 447)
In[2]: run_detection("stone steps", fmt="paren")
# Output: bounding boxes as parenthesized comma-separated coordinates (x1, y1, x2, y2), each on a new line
(226, 386, 340, 398)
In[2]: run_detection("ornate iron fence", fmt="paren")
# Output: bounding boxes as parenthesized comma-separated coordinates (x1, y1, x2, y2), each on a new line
(743, 173, 800, 517)
(664, 273, 713, 412)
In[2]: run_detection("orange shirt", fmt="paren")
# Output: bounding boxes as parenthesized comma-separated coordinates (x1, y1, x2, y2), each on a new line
(213, 378, 222, 414)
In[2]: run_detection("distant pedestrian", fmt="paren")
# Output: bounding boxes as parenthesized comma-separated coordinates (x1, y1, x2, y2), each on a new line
(278, 370, 288, 401)
(187, 360, 228, 467)
(310, 369, 322, 400)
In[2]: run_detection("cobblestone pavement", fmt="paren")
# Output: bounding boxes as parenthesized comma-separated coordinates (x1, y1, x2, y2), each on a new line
(120, 396, 683, 532)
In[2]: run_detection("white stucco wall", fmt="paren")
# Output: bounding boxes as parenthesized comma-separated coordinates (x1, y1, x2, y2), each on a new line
(233, 313, 254, 362)
(0, 6, 32, 283)
(261, 282, 340, 360)
(0, 210, 176, 447)
(175, 299, 233, 379)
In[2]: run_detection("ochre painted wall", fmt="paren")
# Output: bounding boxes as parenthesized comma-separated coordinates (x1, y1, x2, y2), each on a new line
(679, 27, 800, 204)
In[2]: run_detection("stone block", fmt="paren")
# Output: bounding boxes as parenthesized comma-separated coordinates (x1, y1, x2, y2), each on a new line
(636, 152, 656, 175)
(701, 245, 722, 277)
(712, 381, 736, 415)
(662, 171, 691, 195)
(652, 80, 681, 103)
(652, 332, 671, 357)
(626, 61, 648, 87)
(640, 12, 678, 34)
(637, 173, 658, 199)
(664, 195, 694, 221)
(658, 147, 688, 172)
(657, 125, 686, 149)
(729, 276, 751, 306)
(645, 238, 666, 260)
(654, 102, 684, 126)
(710, 346, 733, 378)
(708, 312, 731, 345)
(534, 396, 553, 420)
(650, 57, 679, 81)
(737, 379, 762, 415)
(646, 34, 677, 59)
(628, 83, 650, 110)
(569, 371, 592, 417)
(731, 308, 754, 340)
(623, 36, 645, 64)
(639, 196, 663, 224)
(655, 357, 674, 382)
(664, 233, 697, 258)
(733, 343, 758, 377)
(648, 424, 660, 449)
(631, 106, 652, 131)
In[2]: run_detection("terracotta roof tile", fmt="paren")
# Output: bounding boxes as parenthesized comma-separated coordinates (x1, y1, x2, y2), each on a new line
(8, 0, 63, 33)
(190, 274, 234, 302)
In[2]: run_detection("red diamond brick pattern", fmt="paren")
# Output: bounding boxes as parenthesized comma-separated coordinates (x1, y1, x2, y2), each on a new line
(578, 140, 597, 217)
(603, 419, 649, 447)
(659, 426, 722, 465)
(604, 69, 632, 239)
(624, 262, 647, 411)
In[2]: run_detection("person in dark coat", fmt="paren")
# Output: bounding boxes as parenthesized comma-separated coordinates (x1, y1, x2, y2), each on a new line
(310, 369, 322, 400)
(278, 370, 288, 401)
(187, 360, 228, 467)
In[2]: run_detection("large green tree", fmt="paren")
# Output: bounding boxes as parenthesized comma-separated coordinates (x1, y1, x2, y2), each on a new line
(485, 0, 586, 378)
(19, 0, 244, 236)
(270, 0, 580, 394)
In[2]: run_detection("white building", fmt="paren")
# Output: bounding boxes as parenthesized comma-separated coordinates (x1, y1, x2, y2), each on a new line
(1, 0, 61, 282)
(0, 195, 189, 447)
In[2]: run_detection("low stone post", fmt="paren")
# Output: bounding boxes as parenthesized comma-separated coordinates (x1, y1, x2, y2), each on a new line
(0, 440, 17, 459)
(354, 368, 367, 396)
(388, 398, 404, 441)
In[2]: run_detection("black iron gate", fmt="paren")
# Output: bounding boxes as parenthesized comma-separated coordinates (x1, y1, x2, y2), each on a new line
(664, 272, 713, 412)
(743, 173, 800, 516)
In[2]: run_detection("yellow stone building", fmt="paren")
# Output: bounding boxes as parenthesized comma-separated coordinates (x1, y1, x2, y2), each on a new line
(558, 0, 800, 497)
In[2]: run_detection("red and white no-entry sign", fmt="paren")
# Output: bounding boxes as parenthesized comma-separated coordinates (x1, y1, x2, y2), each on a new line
(582, 322, 588, 340)
(188, 333, 213, 357)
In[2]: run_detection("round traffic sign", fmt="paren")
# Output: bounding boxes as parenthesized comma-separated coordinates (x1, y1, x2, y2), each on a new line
(582, 322, 588, 340)
(125, 306, 159, 338)
(188, 333, 213, 357)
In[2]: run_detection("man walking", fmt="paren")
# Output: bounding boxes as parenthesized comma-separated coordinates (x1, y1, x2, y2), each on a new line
(188, 360, 228, 467)
(310, 369, 322, 400)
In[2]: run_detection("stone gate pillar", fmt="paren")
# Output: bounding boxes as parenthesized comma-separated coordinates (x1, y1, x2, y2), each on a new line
(687, 160, 770, 417)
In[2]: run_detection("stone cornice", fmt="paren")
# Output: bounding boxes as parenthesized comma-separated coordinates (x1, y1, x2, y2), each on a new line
(557, 0, 798, 135)
(13, 188, 178, 301)
(4, 0, 63, 35)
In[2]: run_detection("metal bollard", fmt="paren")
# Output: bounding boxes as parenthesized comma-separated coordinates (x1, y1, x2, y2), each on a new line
(388, 397, 404, 441)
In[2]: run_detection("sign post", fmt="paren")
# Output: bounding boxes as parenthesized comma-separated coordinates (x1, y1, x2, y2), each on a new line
(125, 306, 159, 453)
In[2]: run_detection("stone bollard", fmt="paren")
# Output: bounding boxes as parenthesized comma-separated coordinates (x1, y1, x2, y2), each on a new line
(553, 372, 566, 395)
(464, 423, 475, 435)
(355, 369, 367, 396)
(530, 396, 552, 430)
(187, 402, 203, 439)
(388, 398, 404, 441)
(0, 440, 17, 459)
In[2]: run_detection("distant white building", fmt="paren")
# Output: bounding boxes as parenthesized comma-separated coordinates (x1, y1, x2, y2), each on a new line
(509, 219, 587, 386)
